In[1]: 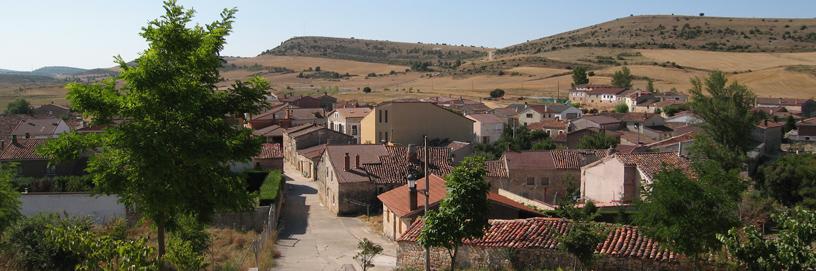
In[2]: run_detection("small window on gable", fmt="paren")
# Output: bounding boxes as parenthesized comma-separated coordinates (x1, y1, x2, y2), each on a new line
(526, 177, 535, 186)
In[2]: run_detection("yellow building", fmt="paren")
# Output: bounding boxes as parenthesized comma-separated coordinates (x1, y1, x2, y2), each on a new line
(360, 101, 474, 145)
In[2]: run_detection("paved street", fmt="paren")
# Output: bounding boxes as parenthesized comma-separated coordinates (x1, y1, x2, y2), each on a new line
(275, 167, 396, 271)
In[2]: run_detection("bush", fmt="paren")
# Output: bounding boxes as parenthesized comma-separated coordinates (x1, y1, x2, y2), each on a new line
(362, 86, 372, 93)
(259, 170, 283, 205)
(489, 89, 505, 98)
(6, 98, 32, 115)
(166, 236, 207, 271)
(4, 214, 88, 271)
(614, 103, 629, 113)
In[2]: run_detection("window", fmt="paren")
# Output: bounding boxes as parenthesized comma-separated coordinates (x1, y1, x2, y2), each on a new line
(540, 177, 550, 186)
(526, 177, 535, 186)
(526, 113, 533, 118)
(482, 136, 490, 144)
(330, 122, 334, 130)
(384, 110, 389, 123)
(378, 110, 382, 122)
(351, 125, 358, 136)
(338, 124, 344, 133)
(384, 132, 389, 142)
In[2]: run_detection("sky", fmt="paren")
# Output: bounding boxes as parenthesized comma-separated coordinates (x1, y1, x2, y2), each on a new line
(1, 0, 815, 71)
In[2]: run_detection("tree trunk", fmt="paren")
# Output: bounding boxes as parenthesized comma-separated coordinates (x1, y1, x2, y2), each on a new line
(449, 247, 458, 271)
(157, 222, 166, 258)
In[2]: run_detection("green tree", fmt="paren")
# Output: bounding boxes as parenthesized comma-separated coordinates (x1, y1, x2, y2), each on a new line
(0, 163, 20, 234)
(688, 71, 757, 170)
(419, 156, 490, 271)
(353, 238, 383, 271)
(576, 131, 619, 149)
(613, 103, 628, 113)
(635, 163, 742, 258)
(559, 222, 606, 270)
(784, 115, 796, 133)
(531, 137, 556, 150)
(5, 215, 87, 271)
(646, 78, 656, 93)
(611, 66, 633, 89)
(489, 88, 505, 98)
(5, 98, 32, 114)
(572, 66, 589, 86)
(758, 154, 816, 208)
(38, 1, 269, 257)
(719, 207, 816, 271)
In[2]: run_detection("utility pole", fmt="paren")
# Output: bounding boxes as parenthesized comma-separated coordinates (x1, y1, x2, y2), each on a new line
(423, 135, 430, 271)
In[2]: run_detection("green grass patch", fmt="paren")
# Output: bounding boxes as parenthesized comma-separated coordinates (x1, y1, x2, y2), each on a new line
(259, 170, 282, 205)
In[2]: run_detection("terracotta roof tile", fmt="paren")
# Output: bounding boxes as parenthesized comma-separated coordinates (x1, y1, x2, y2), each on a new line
(253, 124, 284, 137)
(0, 115, 29, 139)
(503, 150, 607, 170)
(0, 139, 47, 161)
(528, 119, 568, 130)
(255, 143, 283, 159)
(399, 217, 681, 262)
(362, 145, 453, 184)
(326, 144, 390, 183)
(615, 152, 694, 180)
(466, 113, 503, 124)
(485, 160, 508, 178)
(331, 107, 372, 119)
(297, 144, 327, 159)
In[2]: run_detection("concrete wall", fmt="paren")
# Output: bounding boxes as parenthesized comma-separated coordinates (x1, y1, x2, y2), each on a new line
(582, 158, 643, 204)
(382, 204, 414, 240)
(21, 193, 125, 223)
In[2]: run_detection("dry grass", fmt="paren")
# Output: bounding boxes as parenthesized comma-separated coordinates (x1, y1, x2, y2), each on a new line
(358, 214, 384, 234)
(638, 49, 816, 72)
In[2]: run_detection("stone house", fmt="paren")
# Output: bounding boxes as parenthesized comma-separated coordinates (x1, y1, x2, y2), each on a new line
(397, 217, 704, 271)
(317, 144, 454, 215)
(581, 152, 693, 206)
(32, 104, 72, 119)
(752, 120, 784, 155)
(552, 128, 621, 149)
(246, 102, 291, 129)
(790, 117, 816, 142)
(485, 150, 607, 205)
(282, 124, 355, 170)
(571, 115, 623, 131)
(527, 119, 570, 136)
(755, 97, 816, 115)
(645, 132, 695, 156)
(491, 105, 526, 127)
(11, 118, 70, 139)
(252, 124, 285, 144)
(466, 113, 504, 144)
(378, 174, 541, 240)
(327, 107, 372, 144)
(250, 143, 283, 171)
(280, 93, 337, 111)
(518, 104, 582, 126)
(294, 144, 326, 180)
(569, 84, 628, 110)
(360, 100, 473, 145)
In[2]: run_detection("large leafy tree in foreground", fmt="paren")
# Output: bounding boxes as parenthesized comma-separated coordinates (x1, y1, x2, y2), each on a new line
(419, 156, 490, 271)
(38, 0, 269, 257)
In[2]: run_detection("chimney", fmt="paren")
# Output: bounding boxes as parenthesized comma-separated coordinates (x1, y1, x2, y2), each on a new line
(344, 153, 350, 171)
(409, 182, 418, 211)
(407, 144, 418, 163)
(677, 141, 684, 157)
(355, 154, 360, 168)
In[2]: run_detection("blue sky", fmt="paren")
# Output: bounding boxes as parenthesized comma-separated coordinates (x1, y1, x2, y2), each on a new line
(2, 0, 814, 70)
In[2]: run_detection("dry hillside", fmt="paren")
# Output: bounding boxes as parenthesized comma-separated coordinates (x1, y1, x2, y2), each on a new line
(498, 15, 816, 56)
(260, 36, 491, 65)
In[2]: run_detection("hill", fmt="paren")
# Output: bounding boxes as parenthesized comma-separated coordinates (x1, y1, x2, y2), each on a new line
(260, 36, 492, 65)
(31, 66, 88, 77)
(497, 15, 816, 56)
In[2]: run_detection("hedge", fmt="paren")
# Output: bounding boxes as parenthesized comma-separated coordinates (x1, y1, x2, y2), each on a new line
(259, 170, 282, 206)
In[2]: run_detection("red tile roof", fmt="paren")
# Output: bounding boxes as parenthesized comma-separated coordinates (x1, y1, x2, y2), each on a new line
(0, 115, 29, 139)
(580, 115, 622, 125)
(0, 139, 48, 161)
(528, 104, 571, 114)
(614, 152, 694, 180)
(503, 150, 607, 170)
(253, 124, 284, 137)
(362, 145, 453, 184)
(466, 113, 503, 124)
(528, 119, 568, 130)
(255, 143, 283, 159)
(378, 174, 540, 218)
(297, 144, 327, 160)
(331, 107, 372, 119)
(399, 217, 681, 262)
(12, 118, 63, 137)
(485, 160, 508, 178)
(326, 144, 390, 183)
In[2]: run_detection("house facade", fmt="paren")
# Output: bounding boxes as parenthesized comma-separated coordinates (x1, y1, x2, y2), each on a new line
(282, 124, 355, 169)
(327, 107, 372, 144)
(360, 101, 473, 145)
(569, 84, 628, 110)
(466, 113, 504, 144)
(581, 152, 692, 206)
(518, 104, 581, 126)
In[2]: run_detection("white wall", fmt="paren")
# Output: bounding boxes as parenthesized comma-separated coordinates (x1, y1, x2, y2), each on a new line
(21, 193, 126, 223)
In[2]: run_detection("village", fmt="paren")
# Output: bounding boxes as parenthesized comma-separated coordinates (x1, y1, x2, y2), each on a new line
(3, 1, 816, 271)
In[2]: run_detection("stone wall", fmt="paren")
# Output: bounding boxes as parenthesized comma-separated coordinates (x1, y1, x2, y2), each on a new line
(397, 241, 719, 271)
(21, 193, 126, 223)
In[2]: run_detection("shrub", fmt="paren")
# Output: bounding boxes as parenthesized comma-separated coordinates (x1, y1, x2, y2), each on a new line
(5, 98, 32, 115)
(614, 103, 629, 113)
(166, 236, 207, 271)
(362, 86, 372, 93)
(489, 89, 505, 98)
(4, 214, 88, 271)
(259, 170, 283, 205)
